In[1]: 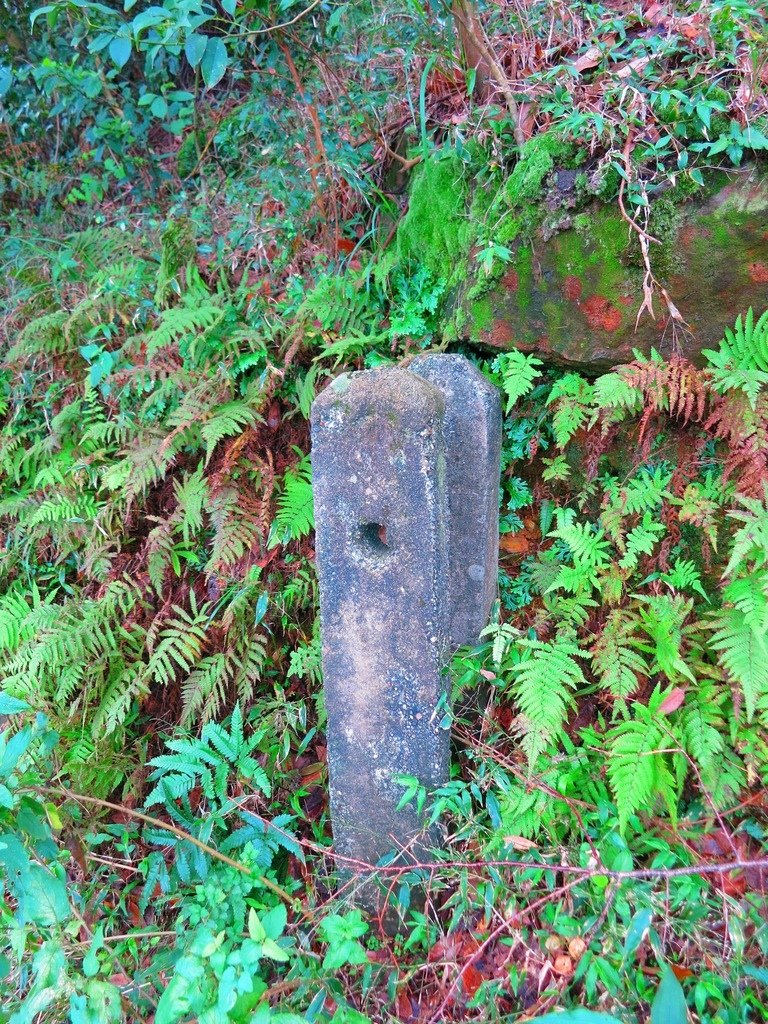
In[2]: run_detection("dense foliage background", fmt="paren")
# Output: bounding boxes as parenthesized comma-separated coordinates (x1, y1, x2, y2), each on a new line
(1, 1, 768, 1021)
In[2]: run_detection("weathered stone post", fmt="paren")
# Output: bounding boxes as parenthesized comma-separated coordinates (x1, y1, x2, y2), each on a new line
(311, 357, 501, 915)
(411, 355, 501, 648)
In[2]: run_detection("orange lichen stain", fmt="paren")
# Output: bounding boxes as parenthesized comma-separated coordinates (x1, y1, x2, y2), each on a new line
(562, 275, 583, 301)
(602, 305, 622, 331)
(581, 295, 622, 332)
(503, 269, 520, 291)
(491, 320, 516, 346)
(749, 261, 768, 283)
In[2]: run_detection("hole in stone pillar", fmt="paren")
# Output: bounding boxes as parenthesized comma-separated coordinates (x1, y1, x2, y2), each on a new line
(360, 521, 389, 552)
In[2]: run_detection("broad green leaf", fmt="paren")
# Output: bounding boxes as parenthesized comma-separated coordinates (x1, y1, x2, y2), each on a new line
(30, 4, 56, 27)
(0, 65, 12, 99)
(184, 33, 207, 68)
(651, 969, 688, 1024)
(623, 907, 653, 960)
(83, 925, 105, 977)
(261, 937, 290, 962)
(108, 36, 131, 69)
(201, 37, 228, 89)
(22, 865, 71, 925)
(0, 726, 34, 776)
(0, 692, 30, 714)
(0, 833, 29, 878)
(131, 7, 168, 34)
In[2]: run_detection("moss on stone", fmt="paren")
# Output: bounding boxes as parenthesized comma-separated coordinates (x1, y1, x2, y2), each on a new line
(503, 132, 578, 209)
(469, 295, 494, 332)
(558, 208, 631, 289)
(387, 150, 473, 290)
(515, 245, 534, 314)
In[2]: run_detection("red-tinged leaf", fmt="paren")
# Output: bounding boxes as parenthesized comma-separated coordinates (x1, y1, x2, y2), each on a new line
(396, 989, 415, 1021)
(499, 532, 530, 554)
(659, 687, 686, 714)
(670, 965, 695, 980)
(460, 963, 483, 998)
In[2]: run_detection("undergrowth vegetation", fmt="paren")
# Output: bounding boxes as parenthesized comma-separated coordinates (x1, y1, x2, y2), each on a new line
(2, 0, 768, 1021)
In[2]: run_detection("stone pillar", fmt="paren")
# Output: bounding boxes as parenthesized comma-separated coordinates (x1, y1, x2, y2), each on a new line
(411, 354, 502, 648)
(311, 357, 501, 915)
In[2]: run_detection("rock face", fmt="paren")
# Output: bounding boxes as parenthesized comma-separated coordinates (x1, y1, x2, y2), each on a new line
(460, 168, 768, 371)
(311, 358, 500, 919)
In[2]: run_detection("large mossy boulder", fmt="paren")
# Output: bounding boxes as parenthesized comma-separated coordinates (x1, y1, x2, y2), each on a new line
(456, 168, 768, 371)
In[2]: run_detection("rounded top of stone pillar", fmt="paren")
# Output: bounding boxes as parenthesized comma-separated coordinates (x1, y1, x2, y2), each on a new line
(312, 366, 445, 433)
(410, 353, 501, 416)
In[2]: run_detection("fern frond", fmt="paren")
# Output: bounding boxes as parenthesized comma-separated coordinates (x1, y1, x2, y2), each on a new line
(6, 310, 69, 362)
(660, 558, 708, 600)
(593, 371, 643, 411)
(145, 599, 210, 687)
(634, 594, 695, 682)
(268, 456, 313, 547)
(207, 486, 262, 571)
(618, 512, 666, 570)
(492, 351, 543, 412)
(591, 608, 648, 704)
(146, 304, 225, 356)
(703, 307, 768, 409)
(172, 463, 208, 545)
(708, 607, 768, 720)
(548, 509, 612, 594)
(200, 401, 259, 464)
(510, 636, 588, 764)
(546, 373, 595, 447)
(607, 690, 678, 833)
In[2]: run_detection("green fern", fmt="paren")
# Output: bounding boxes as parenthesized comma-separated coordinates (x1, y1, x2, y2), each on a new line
(146, 303, 225, 356)
(660, 558, 708, 600)
(708, 608, 768, 720)
(268, 456, 313, 548)
(510, 635, 589, 764)
(593, 371, 643, 411)
(607, 688, 679, 833)
(618, 512, 666, 571)
(492, 351, 543, 412)
(145, 597, 209, 687)
(634, 594, 695, 682)
(703, 307, 768, 408)
(591, 608, 648, 704)
(173, 463, 209, 543)
(145, 703, 270, 808)
(546, 373, 595, 448)
(548, 508, 612, 595)
(200, 401, 259, 464)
